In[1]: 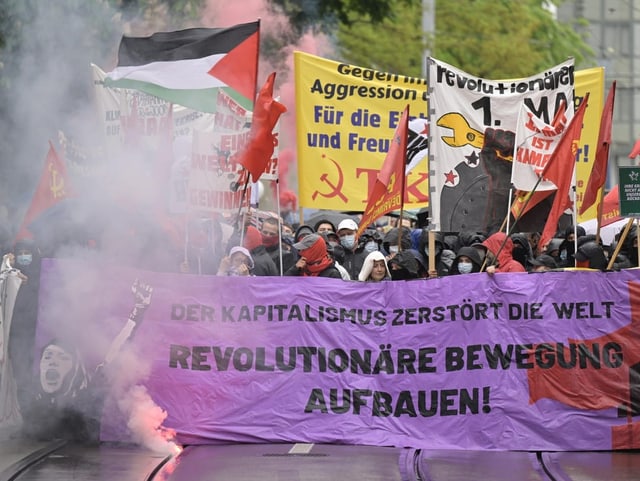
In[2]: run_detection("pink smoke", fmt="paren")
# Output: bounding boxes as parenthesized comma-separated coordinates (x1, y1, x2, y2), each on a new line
(202, 0, 331, 194)
(117, 384, 180, 455)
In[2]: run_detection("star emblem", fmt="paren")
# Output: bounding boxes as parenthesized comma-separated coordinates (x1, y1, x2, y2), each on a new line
(630, 171, 639, 181)
(444, 170, 458, 185)
(465, 151, 479, 166)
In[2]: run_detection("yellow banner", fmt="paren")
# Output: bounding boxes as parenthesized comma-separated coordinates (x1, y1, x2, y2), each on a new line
(574, 67, 605, 222)
(294, 52, 428, 211)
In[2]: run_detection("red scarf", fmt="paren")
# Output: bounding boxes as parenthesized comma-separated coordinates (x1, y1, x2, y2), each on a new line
(301, 237, 333, 276)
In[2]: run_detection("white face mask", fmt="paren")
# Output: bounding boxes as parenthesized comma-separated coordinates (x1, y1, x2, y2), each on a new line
(457, 262, 473, 274)
(389, 245, 399, 254)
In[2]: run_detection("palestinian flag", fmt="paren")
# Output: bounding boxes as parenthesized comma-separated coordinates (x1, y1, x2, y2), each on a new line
(105, 20, 259, 113)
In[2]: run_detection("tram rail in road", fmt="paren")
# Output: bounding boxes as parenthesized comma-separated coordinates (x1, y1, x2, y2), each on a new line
(2, 442, 640, 480)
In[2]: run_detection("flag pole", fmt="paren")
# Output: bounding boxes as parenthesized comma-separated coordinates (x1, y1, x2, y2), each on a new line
(606, 218, 635, 270)
(480, 170, 552, 272)
(595, 184, 605, 245)
(398, 126, 408, 254)
(274, 179, 284, 276)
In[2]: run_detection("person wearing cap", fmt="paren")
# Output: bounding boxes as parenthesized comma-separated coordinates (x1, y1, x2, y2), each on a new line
(480, 231, 526, 275)
(313, 219, 337, 235)
(294, 224, 315, 242)
(358, 251, 391, 282)
(285, 234, 342, 278)
(217, 246, 255, 276)
(336, 218, 367, 279)
(318, 232, 351, 280)
(529, 254, 558, 273)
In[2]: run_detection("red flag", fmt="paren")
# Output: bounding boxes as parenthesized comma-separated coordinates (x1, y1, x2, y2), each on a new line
(579, 82, 616, 215)
(15, 141, 72, 241)
(237, 72, 287, 183)
(539, 94, 589, 249)
(528, 281, 640, 412)
(629, 139, 640, 159)
(357, 105, 409, 237)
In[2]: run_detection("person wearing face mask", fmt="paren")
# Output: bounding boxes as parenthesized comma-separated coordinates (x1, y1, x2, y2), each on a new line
(359, 229, 382, 254)
(260, 216, 296, 276)
(285, 234, 342, 278)
(8, 239, 43, 415)
(449, 246, 483, 275)
(336, 219, 367, 279)
(240, 225, 278, 276)
(217, 246, 255, 276)
(381, 226, 413, 259)
(417, 230, 455, 277)
(479, 231, 527, 275)
(558, 225, 586, 268)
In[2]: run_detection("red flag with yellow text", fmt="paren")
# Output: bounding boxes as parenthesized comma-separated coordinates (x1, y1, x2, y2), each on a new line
(580, 82, 616, 216)
(15, 141, 73, 242)
(539, 94, 589, 249)
(357, 105, 409, 237)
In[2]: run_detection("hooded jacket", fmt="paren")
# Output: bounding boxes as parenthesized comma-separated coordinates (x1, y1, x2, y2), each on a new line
(449, 246, 483, 274)
(358, 251, 391, 281)
(481, 232, 526, 273)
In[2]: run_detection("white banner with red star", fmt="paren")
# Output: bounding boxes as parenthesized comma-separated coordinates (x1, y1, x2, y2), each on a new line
(427, 58, 574, 233)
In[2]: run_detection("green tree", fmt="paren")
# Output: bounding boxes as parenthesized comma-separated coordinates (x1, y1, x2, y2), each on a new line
(335, 0, 594, 78)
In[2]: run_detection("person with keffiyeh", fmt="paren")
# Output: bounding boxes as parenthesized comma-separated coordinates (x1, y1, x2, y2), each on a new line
(284, 234, 342, 278)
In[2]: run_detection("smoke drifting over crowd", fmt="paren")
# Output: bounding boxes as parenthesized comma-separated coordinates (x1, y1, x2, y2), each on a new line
(0, 0, 330, 452)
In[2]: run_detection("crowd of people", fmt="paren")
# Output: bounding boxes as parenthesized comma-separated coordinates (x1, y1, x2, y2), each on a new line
(176, 209, 640, 281)
(2, 205, 638, 441)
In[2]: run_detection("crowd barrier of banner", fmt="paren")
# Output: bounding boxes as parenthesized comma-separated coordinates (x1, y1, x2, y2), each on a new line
(31, 259, 640, 451)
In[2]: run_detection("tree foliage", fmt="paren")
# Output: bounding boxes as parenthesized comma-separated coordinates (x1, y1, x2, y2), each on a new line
(336, 0, 594, 79)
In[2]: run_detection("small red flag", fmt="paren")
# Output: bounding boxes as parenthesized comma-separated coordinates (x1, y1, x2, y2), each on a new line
(579, 82, 616, 215)
(237, 72, 287, 183)
(539, 94, 589, 249)
(630, 139, 640, 159)
(15, 141, 72, 241)
(357, 105, 409, 237)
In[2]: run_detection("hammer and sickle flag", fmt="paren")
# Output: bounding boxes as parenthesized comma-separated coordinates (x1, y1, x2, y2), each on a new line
(15, 141, 73, 242)
(357, 105, 409, 238)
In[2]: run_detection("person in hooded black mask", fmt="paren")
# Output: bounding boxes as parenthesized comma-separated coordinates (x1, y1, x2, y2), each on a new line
(387, 251, 420, 280)
(558, 226, 586, 268)
(574, 239, 608, 271)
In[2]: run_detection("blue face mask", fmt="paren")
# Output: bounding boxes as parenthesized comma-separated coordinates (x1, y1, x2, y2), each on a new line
(457, 262, 473, 274)
(16, 254, 32, 266)
(340, 234, 356, 250)
(364, 241, 378, 253)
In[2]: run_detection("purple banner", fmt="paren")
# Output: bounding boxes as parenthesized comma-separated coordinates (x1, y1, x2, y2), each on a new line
(34, 258, 640, 451)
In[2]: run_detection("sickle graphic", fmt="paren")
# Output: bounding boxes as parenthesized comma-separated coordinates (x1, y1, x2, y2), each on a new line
(311, 159, 348, 203)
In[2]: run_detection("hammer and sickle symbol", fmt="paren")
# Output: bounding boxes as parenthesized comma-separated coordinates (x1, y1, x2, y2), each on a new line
(311, 159, 348, 203)
(49, 163, 65, 199)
